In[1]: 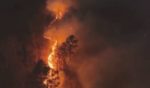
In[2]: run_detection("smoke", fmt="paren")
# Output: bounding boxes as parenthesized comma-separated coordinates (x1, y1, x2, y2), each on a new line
(0, 0, 150, 88)
(44, 17, 80, 44)
(44, 0, 80, 45)
(43, 0, 83, 88)
(44, 0, 150, 88)
(69, 0, 150, 88)
(46, 0, 76, 19)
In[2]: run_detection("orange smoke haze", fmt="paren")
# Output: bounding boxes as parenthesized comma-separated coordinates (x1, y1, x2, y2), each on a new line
(44, 18, 80, 45)
(45, 0, 79, 44)
(44, 18, 80, 70)
(43, 0, 80, 87)
(46, 0, 72, 20)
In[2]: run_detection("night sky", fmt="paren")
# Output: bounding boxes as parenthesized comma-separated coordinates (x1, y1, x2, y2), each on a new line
(0, 0, 150, 88)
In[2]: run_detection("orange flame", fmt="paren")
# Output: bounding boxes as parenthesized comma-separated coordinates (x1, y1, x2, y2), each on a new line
(48, 40, 58, 69)
(46, 0, 69, 69)
(43, 0, 70, 87)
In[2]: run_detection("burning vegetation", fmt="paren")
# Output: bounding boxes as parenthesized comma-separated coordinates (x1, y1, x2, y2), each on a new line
(43, 35, 78, 88)
(34, 0, 80, 88)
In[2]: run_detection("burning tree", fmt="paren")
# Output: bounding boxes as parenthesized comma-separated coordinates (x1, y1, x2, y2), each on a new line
(32, 0, 81, 88)
(43, 35, 78, 88)
(55, 35, 78, 70)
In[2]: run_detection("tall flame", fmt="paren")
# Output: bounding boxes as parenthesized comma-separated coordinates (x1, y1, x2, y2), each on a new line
(46, 0, 69, 69)
(48, 40, 58, 69)
(43, 0, 71, 87)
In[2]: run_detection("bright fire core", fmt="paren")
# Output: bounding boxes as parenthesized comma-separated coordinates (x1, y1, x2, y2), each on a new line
(48, 41, 58, 69)
(43, 0, 69, 88)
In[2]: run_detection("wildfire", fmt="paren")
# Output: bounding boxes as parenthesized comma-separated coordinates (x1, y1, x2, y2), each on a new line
(43, 0, 78, 88)
(43, 0, 69, 88)
(46, 0, 68, 70)
(45, 0, 71, 69)
(47, 1, 69, 20)
(48, 40, 58, 69)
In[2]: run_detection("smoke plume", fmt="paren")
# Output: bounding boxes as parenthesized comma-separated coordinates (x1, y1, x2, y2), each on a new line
(0, 0, 150, 88)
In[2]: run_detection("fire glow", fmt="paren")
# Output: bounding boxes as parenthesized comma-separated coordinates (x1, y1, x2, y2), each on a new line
(46, 0, 69, 70)
(47, 0, 69, 20)
(43, 0, 71, 88)
(48, 40, 58, 69)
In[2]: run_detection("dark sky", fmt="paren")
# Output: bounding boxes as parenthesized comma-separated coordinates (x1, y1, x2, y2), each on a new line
(0, 0, 150, 88)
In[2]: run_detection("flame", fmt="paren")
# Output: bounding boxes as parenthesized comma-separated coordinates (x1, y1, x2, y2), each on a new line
(47, 1, 69, 20)
(43, 0, 71, 87)
(48, 40, 58, 69)
(46, 0, 67, 69)
(46, 0, 69, 69)
(46, 0, 69, 73)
